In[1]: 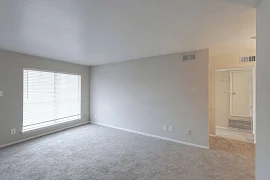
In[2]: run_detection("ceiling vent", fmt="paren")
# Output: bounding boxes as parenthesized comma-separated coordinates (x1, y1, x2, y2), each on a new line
(240, 56, 256, 63)
(183, 54, 196, 61)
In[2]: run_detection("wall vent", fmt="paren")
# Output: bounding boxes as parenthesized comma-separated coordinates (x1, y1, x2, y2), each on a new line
(183, 54, 196, 61)
(240, 56, 256, 63)
(228, 119, 252, 132)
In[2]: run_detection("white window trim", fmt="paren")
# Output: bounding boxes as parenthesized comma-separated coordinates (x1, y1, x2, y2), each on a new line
(22, 68, 82, 133)
(21, 115, 82, 133)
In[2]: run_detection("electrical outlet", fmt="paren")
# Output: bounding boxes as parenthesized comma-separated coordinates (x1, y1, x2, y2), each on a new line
(163, 125, 167, 131)
(11, 129, 16, 135)
(94, 114, 97, 118)
(0, 91, 3, 97)
(168, 126, 174, 132)
(187, 129, 192, 135)
(84, 114, 87, 119)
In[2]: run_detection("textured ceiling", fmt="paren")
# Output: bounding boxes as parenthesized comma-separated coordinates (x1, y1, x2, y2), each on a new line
(0, 0, 257, 65)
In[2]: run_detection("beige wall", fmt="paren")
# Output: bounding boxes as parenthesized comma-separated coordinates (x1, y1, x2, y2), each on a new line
(215, 71, 230, 128)
(209, 49, 256, 135)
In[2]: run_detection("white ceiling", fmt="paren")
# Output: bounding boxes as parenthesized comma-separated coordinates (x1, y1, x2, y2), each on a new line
(0, 0, 258, 66)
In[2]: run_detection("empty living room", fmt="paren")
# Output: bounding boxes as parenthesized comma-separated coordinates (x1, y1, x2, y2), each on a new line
(0, 0, 269, 180)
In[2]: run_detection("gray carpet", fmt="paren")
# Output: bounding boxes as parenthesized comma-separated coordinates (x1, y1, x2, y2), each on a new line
(0, 124, 254, 180)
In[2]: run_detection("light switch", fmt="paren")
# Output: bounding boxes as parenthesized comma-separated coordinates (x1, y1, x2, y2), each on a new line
(163, 125, 167, 131)
(168, 126, 174, 132)
(0, 91, 3, 97)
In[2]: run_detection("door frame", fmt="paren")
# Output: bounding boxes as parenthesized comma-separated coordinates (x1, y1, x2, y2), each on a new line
(215, 67, 256, 141)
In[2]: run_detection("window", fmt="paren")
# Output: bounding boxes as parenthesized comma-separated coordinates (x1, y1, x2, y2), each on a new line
(23, 69, 81, 132)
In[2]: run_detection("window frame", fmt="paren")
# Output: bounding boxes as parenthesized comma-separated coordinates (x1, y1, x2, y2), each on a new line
(22, 68, 82, 133)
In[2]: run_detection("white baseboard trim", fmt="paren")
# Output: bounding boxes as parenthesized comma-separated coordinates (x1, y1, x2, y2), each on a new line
(216, 126, 229, 130)
(0, 121, 90, 149)
(92, 122, 209, 149)
(209, 134, 216, 137)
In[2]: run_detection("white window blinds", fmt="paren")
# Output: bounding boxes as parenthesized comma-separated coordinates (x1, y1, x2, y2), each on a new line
(23, 69, 81, 132)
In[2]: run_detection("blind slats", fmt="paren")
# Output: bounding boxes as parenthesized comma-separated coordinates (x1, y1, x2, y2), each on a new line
(23, 69, 81, 130)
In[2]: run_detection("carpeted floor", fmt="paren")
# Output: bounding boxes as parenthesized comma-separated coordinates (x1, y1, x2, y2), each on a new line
(0, 124, 255, 180)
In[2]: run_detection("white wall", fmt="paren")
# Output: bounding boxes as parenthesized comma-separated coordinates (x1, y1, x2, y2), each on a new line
(90, 49, 209, 147)
(0, 50, 90, 146)
(256, 1, 270, 179)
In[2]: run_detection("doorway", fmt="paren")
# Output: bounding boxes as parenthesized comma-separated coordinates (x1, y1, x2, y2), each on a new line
(214, 68, 255, 143)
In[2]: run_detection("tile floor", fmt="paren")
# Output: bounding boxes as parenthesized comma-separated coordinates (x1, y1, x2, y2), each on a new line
(216, 127, 254, 143)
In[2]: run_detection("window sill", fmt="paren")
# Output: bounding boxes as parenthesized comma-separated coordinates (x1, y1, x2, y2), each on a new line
(21, 117, 81, 134)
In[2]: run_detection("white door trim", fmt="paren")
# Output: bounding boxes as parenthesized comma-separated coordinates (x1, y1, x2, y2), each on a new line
(214, 67, 256, 143)
(215, 67, 255, 72)
(230, 70, 253, 118)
